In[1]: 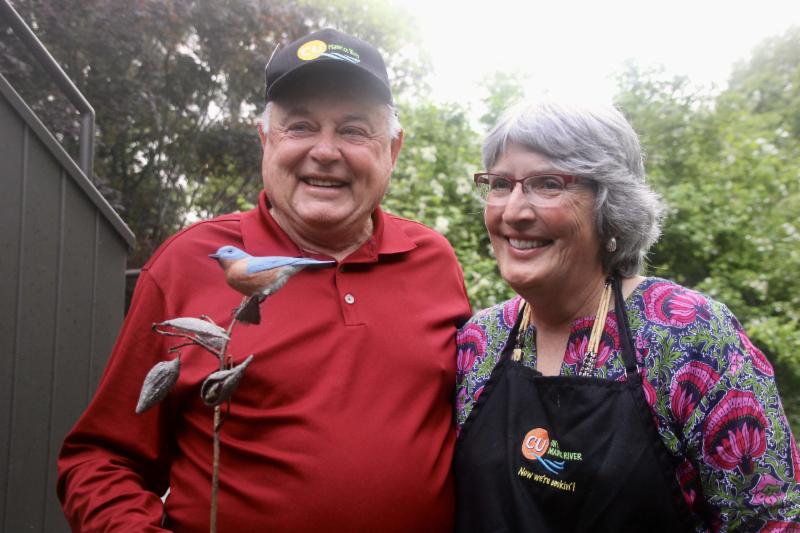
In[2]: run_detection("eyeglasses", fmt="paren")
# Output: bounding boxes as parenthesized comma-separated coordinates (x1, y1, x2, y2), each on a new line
(473, 172, 580, 207)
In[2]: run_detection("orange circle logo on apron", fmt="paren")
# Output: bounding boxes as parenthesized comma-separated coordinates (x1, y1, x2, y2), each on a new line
(522, 427, 550, 460)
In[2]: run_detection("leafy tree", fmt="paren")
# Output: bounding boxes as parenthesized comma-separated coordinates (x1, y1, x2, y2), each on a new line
(614, 63, 722, 286)
(614, 29, 800, 432)
(1, 0, 421, 266)
(725, 27, 800, 139)
(479, 70, 527, 130)
(385, 99, 514, 309)
(713, 27, 800, 429)
(384, 70, 535, 311)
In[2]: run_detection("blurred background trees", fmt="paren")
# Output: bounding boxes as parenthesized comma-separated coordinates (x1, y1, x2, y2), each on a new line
(1, 1, 797, 431)
(0, 0, 420, 265)
(615, 29, 800, 429)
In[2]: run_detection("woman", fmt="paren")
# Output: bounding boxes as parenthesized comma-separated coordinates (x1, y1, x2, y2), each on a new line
(454, 101, 799, 531)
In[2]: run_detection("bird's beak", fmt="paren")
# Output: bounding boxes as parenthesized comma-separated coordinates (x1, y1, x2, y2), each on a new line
(208, 253, 220, 259)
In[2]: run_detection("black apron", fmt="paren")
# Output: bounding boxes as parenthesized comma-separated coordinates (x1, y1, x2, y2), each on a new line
(454, 278, 695, 532)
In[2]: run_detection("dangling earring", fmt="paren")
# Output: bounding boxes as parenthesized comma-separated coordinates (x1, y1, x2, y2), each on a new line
(606, 237, 617, 252)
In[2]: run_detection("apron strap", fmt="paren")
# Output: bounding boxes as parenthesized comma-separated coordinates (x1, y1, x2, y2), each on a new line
(612, 276, 639, 374)
(499, 299, 528, 364)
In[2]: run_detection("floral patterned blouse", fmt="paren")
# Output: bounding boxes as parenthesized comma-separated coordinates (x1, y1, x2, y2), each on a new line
(456, 277, 800, 531)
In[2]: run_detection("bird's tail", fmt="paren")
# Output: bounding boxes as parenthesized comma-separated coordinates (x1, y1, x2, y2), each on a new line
(235, 294, 266, 325)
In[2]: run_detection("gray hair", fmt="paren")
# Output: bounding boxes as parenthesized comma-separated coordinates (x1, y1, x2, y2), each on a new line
(262, 102, 402, 140)
(482, 100, 663, 277)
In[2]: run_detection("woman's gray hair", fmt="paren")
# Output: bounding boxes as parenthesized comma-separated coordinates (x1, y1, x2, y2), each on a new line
(262, 102, 402, 140)
(482, 100, 663, 277)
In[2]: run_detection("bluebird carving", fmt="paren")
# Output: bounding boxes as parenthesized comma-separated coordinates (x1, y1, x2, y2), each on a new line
(209, 245, 334, 324)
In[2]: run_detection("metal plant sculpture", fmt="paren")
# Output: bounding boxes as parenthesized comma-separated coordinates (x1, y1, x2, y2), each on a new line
(135, 247, 333, 532)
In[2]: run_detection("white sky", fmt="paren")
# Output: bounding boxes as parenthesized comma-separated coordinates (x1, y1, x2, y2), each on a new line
(391, 0, 800, 108)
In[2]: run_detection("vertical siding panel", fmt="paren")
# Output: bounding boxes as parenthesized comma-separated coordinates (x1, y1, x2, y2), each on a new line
(43, 177, 96, 533)
(4, 133, 62, 532)
(39, 170, 66, 532)
(90, 217, 127, 394)
(0, 98, 25, 531)
(87, 213, 99, 401)
(2, 70, 133, 532)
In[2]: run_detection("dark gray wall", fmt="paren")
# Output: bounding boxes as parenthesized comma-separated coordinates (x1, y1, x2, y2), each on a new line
(0, 74, 134, 532)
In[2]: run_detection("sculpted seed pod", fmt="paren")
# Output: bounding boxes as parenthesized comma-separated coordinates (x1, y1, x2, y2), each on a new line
(135, 356, 181, 414)
(200, 354, 254, 407)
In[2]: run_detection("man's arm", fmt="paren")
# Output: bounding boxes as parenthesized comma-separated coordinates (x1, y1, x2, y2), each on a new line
(57, 271, 172, 532)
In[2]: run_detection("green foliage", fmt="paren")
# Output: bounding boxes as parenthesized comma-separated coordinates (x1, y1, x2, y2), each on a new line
(479, 70, 527, 130)
(383, 68, 533, 310)
(1, 0, 424, 266)
(384, 99, 514, 309)
(614, 28, 800, 433)
(4, 0, 300, 263)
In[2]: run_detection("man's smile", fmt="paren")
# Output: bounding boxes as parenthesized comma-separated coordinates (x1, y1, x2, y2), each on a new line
(301, 176, 347, 188)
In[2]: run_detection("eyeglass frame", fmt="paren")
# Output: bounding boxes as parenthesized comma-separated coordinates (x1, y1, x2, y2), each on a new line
(473, 172, 583, 206)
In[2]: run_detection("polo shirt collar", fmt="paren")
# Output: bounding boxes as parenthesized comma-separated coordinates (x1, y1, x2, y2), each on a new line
(240, 191, 417, 263)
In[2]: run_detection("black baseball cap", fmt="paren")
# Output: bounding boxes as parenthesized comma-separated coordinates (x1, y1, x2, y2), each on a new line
(264, 28, 393, 104)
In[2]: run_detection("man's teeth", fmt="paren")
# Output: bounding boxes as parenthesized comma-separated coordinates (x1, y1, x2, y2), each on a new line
(305, 178, 342, 187)
(509, 238, 548, 250)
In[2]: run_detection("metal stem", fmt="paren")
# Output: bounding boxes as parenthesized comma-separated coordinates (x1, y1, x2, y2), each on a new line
(210, 407, 221, 533)
(208, 296, 247, 532)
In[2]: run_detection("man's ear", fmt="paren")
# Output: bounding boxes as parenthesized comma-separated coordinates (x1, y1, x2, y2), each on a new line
(257, 122, 267, 147)
(390, 129, 404, 168)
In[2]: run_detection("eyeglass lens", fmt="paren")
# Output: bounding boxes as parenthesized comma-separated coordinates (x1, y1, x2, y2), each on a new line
(476, 174, 570, 206)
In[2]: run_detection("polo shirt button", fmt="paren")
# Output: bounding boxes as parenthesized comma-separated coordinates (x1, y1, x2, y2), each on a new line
(344, 293, 355, 304)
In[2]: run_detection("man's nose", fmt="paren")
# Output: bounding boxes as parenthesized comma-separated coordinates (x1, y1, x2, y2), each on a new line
(309, 132, 342, 164)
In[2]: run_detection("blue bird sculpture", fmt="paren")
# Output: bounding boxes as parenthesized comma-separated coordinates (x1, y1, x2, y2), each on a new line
(209, 245, 335, 324)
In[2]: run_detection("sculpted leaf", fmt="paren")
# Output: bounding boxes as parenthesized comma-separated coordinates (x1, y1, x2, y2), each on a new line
(153, 317, 230, 353)
(136, 356, 181, 414)
(154, 317, 229, 340)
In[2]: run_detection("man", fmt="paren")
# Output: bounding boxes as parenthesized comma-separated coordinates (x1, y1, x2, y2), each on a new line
(58, 28, 471, 531)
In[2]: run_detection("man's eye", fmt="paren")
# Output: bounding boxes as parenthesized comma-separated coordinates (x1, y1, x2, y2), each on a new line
(286, 122, 313, 133)
(341, 126, 368, 137)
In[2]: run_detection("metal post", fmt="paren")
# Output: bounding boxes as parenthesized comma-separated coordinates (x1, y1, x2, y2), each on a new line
(79, 113, 95, 180)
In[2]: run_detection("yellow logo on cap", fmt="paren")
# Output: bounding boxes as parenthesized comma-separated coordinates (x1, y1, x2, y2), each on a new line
(297, 39, 327, 61)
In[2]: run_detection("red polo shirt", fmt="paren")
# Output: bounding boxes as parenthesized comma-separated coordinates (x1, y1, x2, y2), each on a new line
(58, 192, 471, 532)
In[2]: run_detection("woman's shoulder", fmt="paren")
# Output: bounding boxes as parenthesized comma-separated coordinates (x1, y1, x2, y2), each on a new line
(631, 277, 771, 384)
(457, 296, 524, 374)
(632, 276, 731, 329)
(456, 296, 524, 429)
(459, 296, 523, 338)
